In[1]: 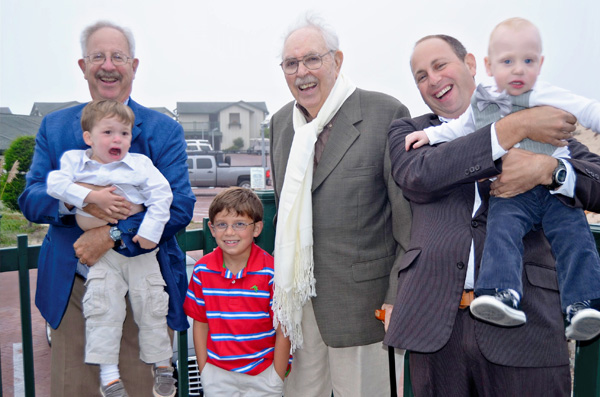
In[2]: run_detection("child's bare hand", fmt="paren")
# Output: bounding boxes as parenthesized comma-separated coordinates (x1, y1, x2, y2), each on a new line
(132, 235, 157, 250)
(405, 130, 430, 151)
(85, 187, 126, 215)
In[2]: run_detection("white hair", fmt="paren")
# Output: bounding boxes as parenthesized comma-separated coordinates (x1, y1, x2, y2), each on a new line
(281, 12, 340, 58)
(80, 21, 136, 57)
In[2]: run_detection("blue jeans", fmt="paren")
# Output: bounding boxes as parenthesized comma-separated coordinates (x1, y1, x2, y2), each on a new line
(476, 186, 600, 311)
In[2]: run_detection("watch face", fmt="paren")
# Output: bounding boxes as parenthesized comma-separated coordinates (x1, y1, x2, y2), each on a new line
(556, 169, 567, 184)
(110, 227, 122, 241)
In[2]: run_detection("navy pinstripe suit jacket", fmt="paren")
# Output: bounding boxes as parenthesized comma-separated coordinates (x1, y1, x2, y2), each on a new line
(384, 113, 600, 367)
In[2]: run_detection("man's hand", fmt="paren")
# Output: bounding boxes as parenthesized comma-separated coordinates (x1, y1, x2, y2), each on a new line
(496, 106, 577, 150)
(490, 148, 557, 198)
(132, 234, 157, 250)
(73, 225, 114, 266)
(381, 303, 393, 332)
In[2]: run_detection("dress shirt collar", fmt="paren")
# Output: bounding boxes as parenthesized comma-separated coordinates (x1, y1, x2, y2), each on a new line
(80, 150, 136, 172)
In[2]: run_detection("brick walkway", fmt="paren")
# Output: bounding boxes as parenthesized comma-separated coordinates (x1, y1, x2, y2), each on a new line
(0, 270, 51, 396)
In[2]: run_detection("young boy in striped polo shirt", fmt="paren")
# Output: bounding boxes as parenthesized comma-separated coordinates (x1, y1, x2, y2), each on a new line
(183, 187, 291, 396)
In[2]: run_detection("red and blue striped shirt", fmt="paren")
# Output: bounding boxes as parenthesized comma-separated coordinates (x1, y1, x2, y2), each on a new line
(183, 243, 279, 375)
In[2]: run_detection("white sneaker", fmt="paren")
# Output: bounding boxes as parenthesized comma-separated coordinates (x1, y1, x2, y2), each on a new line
(470, 290, 526, 327)
(565, 301, 600, 341)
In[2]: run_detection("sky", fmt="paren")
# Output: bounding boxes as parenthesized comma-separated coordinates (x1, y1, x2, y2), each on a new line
(1, 0, 599, 120)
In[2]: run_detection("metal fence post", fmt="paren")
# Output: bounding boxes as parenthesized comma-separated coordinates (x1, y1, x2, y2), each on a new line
(17, 234, 35, 397)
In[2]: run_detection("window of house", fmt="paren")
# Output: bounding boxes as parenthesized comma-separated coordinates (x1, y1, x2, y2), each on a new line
(229, 113, 241, 128)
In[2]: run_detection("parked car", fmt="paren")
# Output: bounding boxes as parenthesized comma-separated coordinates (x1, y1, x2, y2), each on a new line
(187, 153, 269, 189)
(186, 139, 213, 152)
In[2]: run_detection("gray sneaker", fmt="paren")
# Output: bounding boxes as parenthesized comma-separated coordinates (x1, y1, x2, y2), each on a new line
(100, 380, 129, 397)
(153, 366, 177, 397)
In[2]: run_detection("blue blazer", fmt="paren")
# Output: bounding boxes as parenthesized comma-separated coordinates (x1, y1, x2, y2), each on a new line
(19, 99, 196, 331)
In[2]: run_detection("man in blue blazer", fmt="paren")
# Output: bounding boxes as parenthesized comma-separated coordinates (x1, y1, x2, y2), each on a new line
(19, 21, 195, 396)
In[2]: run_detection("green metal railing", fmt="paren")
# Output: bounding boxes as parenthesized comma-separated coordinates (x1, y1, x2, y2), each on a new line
(1, 192, 598, 396)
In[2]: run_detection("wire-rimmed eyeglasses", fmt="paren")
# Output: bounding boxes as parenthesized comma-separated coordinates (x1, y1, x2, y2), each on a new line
(84, 52, 133, 66)
(280, 51, 334, 75)
(210, 222, 256, 232)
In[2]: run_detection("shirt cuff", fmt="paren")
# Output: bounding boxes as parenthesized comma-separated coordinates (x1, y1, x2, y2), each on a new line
(550, 159, 576, 198)
(490, 123, 508, 161)
(58, 200, 77, 215)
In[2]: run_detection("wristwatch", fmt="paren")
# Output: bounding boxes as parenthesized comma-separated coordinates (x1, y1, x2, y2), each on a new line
(109, 226, 122, 248)
(545, 159, 567, 190)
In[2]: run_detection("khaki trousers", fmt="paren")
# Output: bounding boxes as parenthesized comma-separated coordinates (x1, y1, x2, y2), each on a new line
(284, 300, 401, 397)
(50, 275, 172, 397)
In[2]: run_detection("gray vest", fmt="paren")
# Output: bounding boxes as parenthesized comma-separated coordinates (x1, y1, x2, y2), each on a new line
(471, 90, 557, 155)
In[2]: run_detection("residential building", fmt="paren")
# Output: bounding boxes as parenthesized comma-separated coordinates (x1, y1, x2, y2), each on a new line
(176, 101, 268, 151)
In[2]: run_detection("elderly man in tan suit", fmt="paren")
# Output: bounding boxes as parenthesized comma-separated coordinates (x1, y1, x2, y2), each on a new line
(269, 14, 411, 397)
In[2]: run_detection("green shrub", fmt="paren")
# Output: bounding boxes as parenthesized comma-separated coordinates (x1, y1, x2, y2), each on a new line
(226, 137, 244, 151)
(1, 136, 36, 210)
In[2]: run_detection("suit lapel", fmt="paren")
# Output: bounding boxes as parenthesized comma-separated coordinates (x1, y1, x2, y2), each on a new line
(127, 98, 144, 142)
(312, 90, 362, 191)
(70, 107, 87, 149)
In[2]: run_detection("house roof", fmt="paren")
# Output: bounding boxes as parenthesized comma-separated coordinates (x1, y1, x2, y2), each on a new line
(0, 107, 12, 114)
(176, 101, 269, 115)
(0, 114, 42, 151)
(30, 101, 83, 117)
(150, 107, 176, 118)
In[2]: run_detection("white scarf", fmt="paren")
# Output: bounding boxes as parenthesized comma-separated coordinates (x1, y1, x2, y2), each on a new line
(273, 73, 356, 351)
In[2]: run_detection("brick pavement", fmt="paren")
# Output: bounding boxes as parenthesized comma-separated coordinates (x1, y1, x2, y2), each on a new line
(1, 270, 51, 397)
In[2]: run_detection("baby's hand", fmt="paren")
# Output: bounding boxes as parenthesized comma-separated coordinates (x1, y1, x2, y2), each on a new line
(405, 130, 430, 151)
(132, 235, 157, 250)
(85, 186, 126, 215)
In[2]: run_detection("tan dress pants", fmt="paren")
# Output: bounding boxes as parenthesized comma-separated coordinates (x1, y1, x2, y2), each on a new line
(50, 275, 172, 397)
(283, 300, 402, 397)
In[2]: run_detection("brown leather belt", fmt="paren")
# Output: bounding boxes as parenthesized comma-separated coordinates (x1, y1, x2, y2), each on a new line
(459, 290, 475, 309)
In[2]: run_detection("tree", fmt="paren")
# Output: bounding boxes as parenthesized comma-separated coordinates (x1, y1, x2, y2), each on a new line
(1, 136, 36, 210)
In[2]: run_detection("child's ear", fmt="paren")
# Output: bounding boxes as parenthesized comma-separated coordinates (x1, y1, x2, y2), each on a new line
(252, 221, 264, 238)
(484, 56, 493, 77)
(208, 221, 217, 238)
(82, 131, 93, 146)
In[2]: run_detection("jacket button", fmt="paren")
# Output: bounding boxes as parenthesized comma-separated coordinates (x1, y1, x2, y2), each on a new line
(471, 220, 478, 228)
(457, 262, 465, 269)
(469, 167, 475, 173)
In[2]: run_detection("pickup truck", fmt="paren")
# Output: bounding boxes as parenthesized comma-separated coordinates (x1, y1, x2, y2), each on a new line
(187, 152, 268, 188)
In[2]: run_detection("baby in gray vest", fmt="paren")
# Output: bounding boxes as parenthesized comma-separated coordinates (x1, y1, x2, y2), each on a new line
(406, 17, 600, 341)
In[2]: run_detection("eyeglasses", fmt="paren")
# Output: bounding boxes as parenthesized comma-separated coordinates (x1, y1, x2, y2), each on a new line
(84, 52, 133, 66)
(280, 51, 334, 75)
(210, 222, 255, 232)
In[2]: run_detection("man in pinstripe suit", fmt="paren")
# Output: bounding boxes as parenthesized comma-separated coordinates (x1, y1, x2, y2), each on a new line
(384, 35, 600, 396)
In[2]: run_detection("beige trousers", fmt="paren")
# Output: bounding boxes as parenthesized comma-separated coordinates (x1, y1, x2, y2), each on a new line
(283, 300, 403, 397)
(50, 274, 172, 397)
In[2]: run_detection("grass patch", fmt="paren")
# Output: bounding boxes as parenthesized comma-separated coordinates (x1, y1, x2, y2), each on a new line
(0, 209, 48, 247)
